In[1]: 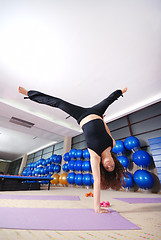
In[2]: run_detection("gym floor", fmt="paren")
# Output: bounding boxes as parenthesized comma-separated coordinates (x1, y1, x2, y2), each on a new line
(0, 187, 161, 240)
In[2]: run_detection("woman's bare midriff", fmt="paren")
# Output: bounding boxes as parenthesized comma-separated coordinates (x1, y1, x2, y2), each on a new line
(79, 114, 103, 128)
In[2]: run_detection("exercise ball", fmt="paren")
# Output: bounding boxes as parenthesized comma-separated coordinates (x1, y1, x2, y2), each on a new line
(124, 136, 140, 151)
(122, 172, 134, 188)
(82, 160, 91, 172)
(35, 167, 42, 175)
(43, 167, 49, 175)
(42, 160, 47, 167)
(22, 170, 27, 176)
(59, 173, 68, 185)
(83, 149, 90, 159)
(91, 175, 94, 184)
(50, 154, 57, 163)
(75, 173, 83, 186)
(83, 174, 92, 186)
(33, 162, 37, 169)
(40, 168, 45, 176)
(68, 160, 76, 171)
(69, 149, 77, 159)
(38, 159, 44, 166)
(132, 150, 152, 167)
(117, 156, 130, 168)
(67, 172, 76, 184)
(74, 160, 83, 172)
(34, 168, 39, 175)
(112, 140, 125, 154)
(55, 155, 62, 164)
(62, 163, 69, 172)
(63, 152, 71, 162)
(76, 149, 83, 159)
(46, 158, 51, 165)
(51, 173, 60, 185)
(48, 164, 55, 173)
(30, 163, 34, 170)
(133, 169, 154, 189)
(54, 165, 61, 173)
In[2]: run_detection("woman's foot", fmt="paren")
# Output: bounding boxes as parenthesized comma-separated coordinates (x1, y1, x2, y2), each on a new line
(122, 87, 127, 94)
(18, 86, 28, 96)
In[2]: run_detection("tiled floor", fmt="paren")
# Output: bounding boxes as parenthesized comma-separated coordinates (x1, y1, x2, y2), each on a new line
(0, 187, 161, 240)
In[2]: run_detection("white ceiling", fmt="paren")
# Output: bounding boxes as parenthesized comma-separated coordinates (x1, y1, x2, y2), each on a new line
(0, 0, 161, 161)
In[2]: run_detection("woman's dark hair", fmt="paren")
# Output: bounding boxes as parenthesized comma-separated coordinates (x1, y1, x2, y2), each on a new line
(100, 152, 128, 190)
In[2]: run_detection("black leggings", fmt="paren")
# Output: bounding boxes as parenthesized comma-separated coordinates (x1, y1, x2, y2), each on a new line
(26, 90, 122, 124)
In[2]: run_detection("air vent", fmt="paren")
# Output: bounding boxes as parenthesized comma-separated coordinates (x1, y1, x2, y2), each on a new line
(9, 117, 35, 128)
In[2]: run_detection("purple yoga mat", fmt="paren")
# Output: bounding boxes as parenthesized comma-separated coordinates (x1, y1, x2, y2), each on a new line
(0, 194, 80, 201)
(114, 198, 161, 204)
(0, 207, 140, 231)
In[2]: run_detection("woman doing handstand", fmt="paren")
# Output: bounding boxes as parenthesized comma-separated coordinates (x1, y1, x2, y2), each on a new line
(19, 86, 127, 213)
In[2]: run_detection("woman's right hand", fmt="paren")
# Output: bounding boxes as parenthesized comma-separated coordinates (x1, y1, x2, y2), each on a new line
(95, 208, 110, 214)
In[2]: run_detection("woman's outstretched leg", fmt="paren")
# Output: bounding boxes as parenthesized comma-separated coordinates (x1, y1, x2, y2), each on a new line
(18, 86, 85, 122)
(92, 88, 127, 116)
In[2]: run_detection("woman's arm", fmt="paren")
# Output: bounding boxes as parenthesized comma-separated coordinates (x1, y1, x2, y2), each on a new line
(89, 150, 110, 213)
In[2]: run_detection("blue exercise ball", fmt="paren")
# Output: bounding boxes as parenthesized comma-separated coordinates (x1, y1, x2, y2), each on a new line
(69, 149, 77, 159)
(112, 140, 125, 154)
(50, 154, 57, 163)
(132, 150, 152, 167)
(74, 160, 83, 172)
(54, 155, 62, 164)
(75, 173, 83, 186)
(34, 162, 38, 168)
(22, 170, 27, 176)
(33, 162, 37, 169)
(34, 168, 39, 175)
(54, 165, 61, 173)
(48, 164, 55, 173)
(76, 149, 83, 159)
(82, 160, 91, 172)
(83, 174, 92, 186)
(68, 160, 76, 171)
(30, 163, 34, 170)
(122, 172, 134, 188)
(46, 158, 51, 165)
(37, 159, 44, 166)
(62, 163, 69, 172)
(63, 152, 71, 162)
(35, 168, 42, 175)
(67, 172, 76, 184)
(117, 156, 130, 168)
(42, 160, 47, 167)
(40, 168, 45, 176)
(91, 175, 94, 184)
(83, 149, 90, 159)
(43, 167, 49, 175)
(124, 136, 140, 151)
(133, 169, 154, 189)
